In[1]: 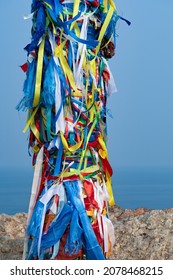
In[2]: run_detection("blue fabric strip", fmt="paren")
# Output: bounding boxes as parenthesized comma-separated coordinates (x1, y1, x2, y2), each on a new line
(40, 202, 73, 250)
(64, 181, 106, 260)
(46, 6, 98, 47)
(46, 107, 52, 142)
(54, 139, 63, 175)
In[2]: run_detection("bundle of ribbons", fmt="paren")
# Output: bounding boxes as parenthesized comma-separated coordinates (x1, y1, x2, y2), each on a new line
(17, 0, 130, 260)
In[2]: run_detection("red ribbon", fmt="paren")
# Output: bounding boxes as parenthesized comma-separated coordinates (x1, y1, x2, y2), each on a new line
(20, 63, 28, 73)
(83, 180, 99, 209)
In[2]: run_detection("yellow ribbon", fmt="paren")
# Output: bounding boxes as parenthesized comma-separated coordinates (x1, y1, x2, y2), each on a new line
(60, 130, 84, 152)
(61, 164, 99, 179)
(33, 38, 45, 107)
(23, 108, 38, 133)
(98, 134, 114, 205)
(98, 149, 107, 159)
(87, 209, 95, 216)
(106, 170, 115, 206)
(73, 22, 81, 38)
(98, 134, 107, 153)
(70, 0, 80, 30)
(22, 109, 40, 141)
(44, 1, 53, 10)
(109, 0, 116, 9)
(103, 0, 108, 13)
(30, 122, 40, 142)
(54, 44, 81, 94)
(94, 5, 115, 57)
(78, 117, 97, 171)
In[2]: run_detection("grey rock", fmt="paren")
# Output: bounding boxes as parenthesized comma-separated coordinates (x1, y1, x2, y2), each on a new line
(109, 208, 173, 260)
(0, 208, 173, 260)
(0, 213, 27, 260)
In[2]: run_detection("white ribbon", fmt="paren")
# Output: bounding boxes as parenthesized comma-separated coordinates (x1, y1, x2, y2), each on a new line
(78, 180, 85, 207)
(103, 57, 117, 95)
(23, 12, 34, 20)
(37, 183, 67, 257)
(55, 71, 66, 134)
(102, 215, 115, 253)
(27, 146, 44, 225)
(102, 215, 109, 253)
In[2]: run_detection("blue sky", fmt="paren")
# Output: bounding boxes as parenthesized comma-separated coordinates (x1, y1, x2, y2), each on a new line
(0, 0, 173, 170)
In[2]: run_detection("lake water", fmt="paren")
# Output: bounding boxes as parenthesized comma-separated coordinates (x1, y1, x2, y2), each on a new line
(0, 167, 172, 214)
(113, 167, 173, 210)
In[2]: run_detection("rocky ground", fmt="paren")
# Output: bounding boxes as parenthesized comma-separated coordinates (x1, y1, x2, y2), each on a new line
(0, 207, 173, 260)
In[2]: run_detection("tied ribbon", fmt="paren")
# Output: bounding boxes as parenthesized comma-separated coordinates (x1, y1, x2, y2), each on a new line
(60, 130, 84, 152)
(20, 0, 121, 260)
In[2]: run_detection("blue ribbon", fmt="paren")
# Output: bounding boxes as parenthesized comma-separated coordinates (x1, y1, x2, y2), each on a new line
(46, 7, 98, 47)
(25, 5, 46, 52)
(40, 202, 73, 250)
(64, 181, 106, 260)
(53, 139, 63, 175)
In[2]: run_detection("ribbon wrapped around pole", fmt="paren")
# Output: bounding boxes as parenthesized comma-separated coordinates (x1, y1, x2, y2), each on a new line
(17, 0, 130, 260)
